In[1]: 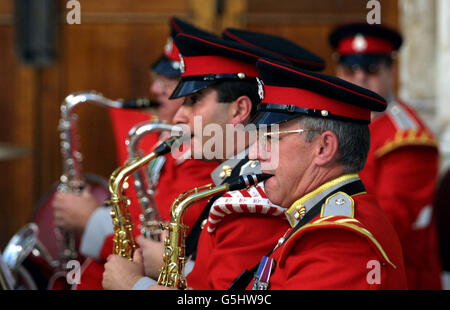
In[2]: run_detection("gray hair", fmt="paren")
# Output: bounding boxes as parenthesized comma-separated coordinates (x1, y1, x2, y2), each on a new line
(298, 116, 370, 174)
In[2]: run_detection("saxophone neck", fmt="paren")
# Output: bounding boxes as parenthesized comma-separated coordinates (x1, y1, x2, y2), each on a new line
(108, 151, 157, 197)
(170, 183, 229, 225)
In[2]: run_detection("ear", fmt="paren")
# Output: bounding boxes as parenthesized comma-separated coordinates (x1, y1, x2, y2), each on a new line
(313, 130, 339, 167)
(229, 95, 253, 125)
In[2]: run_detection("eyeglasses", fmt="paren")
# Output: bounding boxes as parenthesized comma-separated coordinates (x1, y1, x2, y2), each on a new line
(256, 128, 320, 151)
(262, 128, 317, 138)
(342, 63, 383, 75)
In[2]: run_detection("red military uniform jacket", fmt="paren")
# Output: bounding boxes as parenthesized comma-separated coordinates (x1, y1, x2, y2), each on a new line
(250, 174, 407, 290)
(76, 108, 218, 289)
(189, 174, 407, 290)
(359, 100, 442, 290)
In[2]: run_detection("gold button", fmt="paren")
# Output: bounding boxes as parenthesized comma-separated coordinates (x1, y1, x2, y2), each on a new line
(295, 205, 306, 220)
(335, 198, 345, 205)
(220, 165, 232, 179)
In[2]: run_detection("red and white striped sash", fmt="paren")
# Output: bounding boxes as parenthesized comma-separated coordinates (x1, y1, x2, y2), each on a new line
(206, 183, 286, 233)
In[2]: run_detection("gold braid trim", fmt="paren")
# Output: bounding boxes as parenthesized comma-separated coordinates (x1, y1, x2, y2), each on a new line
(288, 219, 397, 269)
(375, 129, 438, 158)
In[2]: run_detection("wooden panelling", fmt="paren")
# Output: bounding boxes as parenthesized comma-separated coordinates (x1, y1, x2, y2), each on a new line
(77, 0, 189, 13)
(0, 20, 36, 247)
(244, 0, 399, 77)
(0, 0, 194, 248)
(0, 1, 13, 14)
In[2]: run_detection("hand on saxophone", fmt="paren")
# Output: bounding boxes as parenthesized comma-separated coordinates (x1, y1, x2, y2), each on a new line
(52, 187, 100, 233)
(102, 250, 145, 290)
(136, 231, 167, 279)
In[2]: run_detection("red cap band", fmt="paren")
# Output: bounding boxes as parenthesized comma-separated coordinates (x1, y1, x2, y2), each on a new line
(181, 55, 258, 77)
(263, 85, 371, 121)
(337, 35, 395, 55)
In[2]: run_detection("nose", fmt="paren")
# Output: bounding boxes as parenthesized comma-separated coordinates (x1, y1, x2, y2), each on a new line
(249, 140, 258, 160)
(249, 134, 270, 162)
(150, 79, 163, 97)
(351, 68, 369, 88)
(172, 105, 190, 126)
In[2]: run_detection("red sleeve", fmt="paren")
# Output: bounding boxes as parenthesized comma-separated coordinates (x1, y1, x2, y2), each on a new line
(188, 214, 289, 290)
(279, 229, 383, 289)
(99, 234, 114, 261)
(154, 158, 218, 234)
(373, 146, 438, 238)
(108, 108, 156, 165)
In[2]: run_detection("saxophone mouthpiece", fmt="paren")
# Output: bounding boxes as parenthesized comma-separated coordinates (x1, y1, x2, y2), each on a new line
(122, 98, 160, 109)
(152, 134, 192, 156)
(228, 173, 273, 191)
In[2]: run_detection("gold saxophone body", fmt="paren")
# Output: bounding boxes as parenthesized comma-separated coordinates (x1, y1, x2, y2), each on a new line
(107, 135, 183, 260)
(157, 173, 272, 289)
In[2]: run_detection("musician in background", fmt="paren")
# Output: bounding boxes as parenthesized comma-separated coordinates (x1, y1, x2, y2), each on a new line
(52, 17, 218, 290)
(329, 23, 442, 289)
(102, 30, 326, 290)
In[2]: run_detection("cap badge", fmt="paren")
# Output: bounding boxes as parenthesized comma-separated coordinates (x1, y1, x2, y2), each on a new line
(352, 34, 368, 52)
(164, 37, 173, 55)
(237, 72, 246, 79)
(256, 77, 265, 100)
(219, 165, 233, 179)
(179, 53, 185, 73)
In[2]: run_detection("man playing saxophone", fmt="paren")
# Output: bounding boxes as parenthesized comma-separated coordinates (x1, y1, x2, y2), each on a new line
(53, 17, 218, 290)
(102, 30, 326, 290)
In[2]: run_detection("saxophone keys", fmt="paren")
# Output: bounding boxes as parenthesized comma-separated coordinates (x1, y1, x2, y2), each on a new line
(118, 230, 127, 240)
(123, 181, 129, 190)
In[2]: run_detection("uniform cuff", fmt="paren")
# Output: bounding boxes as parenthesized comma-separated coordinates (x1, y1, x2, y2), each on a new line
(132, 277, 157, 290)
(185, 259, 195, 276)
(80, 207, 114, 259)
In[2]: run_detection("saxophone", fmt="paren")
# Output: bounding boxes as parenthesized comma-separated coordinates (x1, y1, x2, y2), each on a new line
(157, 173, 273, 289)
(57, 91, 158, 265)
(126, 120, 182, 240)
(107, 135, 184, 260)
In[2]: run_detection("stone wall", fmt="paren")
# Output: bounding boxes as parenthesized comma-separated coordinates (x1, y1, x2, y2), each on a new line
(399, 0, 450, 172)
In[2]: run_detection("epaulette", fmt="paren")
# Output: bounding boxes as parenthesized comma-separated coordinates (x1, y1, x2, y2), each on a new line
(374, 128, 438, 158)
(374, 103, 438, 158)
(278, 199, 396, 269)
(320, 192, 355, 218)
(386, 103, 419, 131)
